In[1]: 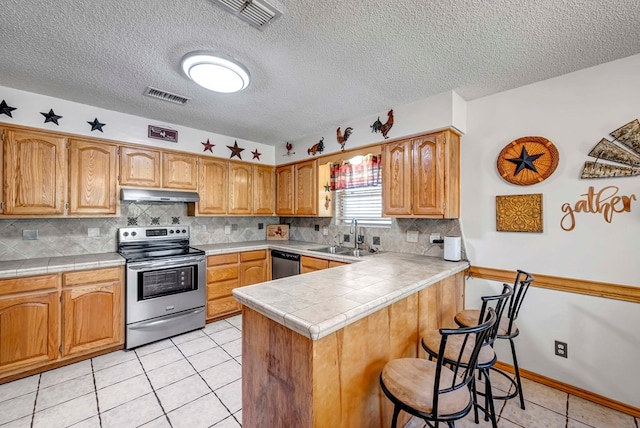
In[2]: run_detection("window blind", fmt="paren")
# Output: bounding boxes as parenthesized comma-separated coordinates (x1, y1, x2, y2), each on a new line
(335, 186, 391, 227)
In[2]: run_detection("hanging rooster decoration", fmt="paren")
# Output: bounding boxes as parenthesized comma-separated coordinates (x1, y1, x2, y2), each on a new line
(283, 142, 295, 156)
(336, 126, 353, 151)
(370, 109, 394, 139)
(308, 137, 325, 156)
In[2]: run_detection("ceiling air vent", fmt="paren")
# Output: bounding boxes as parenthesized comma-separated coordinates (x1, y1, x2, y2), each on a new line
(211, 0, 283, 31)
(143, 86, 191, 106)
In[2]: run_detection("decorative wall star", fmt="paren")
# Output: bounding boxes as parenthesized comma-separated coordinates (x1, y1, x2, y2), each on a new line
(87, 117, 106, 132)
(251, 149, 262, 160)
(41, 109, 62, 125)
(324, 183, 331, 192)
(507, 146, 544, 176)
(228, 141, 244, 159)
(201, 139, 215, 152)
(0, 100, 17, 117)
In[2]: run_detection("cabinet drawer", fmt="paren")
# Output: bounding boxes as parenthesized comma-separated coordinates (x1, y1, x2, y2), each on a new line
(301, 256, 329, 271)
(0, 274, 59, 297)
(63, 267, 122, 287)
(240, 250, 266, 262)
(207, 279, 239, 300)
(328, 261, 348, 268)
(207, 253, 238, 266)
(207, 296, 241, 320)
(207, 265, 238, 282)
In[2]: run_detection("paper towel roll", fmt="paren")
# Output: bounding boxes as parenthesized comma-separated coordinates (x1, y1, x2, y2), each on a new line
(444, 236, 461, 261)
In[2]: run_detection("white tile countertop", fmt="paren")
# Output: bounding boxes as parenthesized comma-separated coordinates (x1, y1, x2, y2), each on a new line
(232, 249, 470, 340)
(0, 252, 126, 279)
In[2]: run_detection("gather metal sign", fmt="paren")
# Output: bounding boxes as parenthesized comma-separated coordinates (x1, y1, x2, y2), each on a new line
(560, 186, 636, 231)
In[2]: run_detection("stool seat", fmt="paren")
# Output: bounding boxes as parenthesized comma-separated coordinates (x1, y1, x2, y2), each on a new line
(381, 358, 471, 416)
(455, 309, 517, 337)
(421, 330, 496, 367)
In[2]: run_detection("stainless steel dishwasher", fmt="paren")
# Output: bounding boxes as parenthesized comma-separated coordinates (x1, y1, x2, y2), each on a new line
(271, 250, 300, 279)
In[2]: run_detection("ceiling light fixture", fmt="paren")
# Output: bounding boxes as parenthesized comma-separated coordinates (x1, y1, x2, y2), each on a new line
(181, 51, 250, 93)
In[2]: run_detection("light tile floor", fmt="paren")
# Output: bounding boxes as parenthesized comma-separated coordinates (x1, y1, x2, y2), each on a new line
(0, 314, 637, 428)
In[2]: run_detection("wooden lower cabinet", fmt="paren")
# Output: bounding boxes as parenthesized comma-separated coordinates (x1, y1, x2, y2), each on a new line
(240, 250, 268, 285)
(61, 268, 123, 357)
(301, 256, 347, 273)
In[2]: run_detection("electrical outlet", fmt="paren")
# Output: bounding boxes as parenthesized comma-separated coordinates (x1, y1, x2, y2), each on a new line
(406, 230, 419, 243)
(372, 236, 380, 245)
(314, 224, 320, 231)
(224, 225, 232, 234)
(343, 234, 350, 243)
(22, 229, 38, 240)
(258, 223, 264, 230)
(555, 340, 568, 358)
(231, 224, 238, 231)
(87, 227, 100, 237)
(322, 227, 329, 236)
(429, 233, 442, 244)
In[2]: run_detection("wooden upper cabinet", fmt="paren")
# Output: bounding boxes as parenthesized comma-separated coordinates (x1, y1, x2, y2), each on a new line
(3, 128, 67, 215)
(412, 135, 444, 216)
(68, 139, 117, 215)
(276, 165, 294, 216)
(196, 157, 228, 215)
(61, 267, 123, 357)
(229, 161, 252, 215)
(294, 159, 317, 216)
(119, 147, 161, 187)
(382, 140, 412, 216)
(253, 165, 275, 215)
(162, 152, 197, 190)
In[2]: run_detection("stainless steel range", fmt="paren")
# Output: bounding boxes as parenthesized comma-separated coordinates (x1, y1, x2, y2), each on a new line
(118, 225, 206, 349)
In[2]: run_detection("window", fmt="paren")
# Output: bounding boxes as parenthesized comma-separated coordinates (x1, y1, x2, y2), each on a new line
(335, 186, 391, 227)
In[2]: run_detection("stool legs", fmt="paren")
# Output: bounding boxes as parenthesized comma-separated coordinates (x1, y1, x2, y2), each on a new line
(509, 337, 526, 410)
(391, 405, 400, 428)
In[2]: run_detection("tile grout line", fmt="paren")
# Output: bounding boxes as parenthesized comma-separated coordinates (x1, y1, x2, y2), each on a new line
(90, 359, 103, 428)
(29, 374, 41, 428)
(134, 349, 174, 428)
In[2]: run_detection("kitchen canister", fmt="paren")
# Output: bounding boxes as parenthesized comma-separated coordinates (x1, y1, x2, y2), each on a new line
(444, 236, 461, 261)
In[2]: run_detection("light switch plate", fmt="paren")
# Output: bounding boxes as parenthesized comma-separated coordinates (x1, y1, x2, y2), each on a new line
(23, 229, 38, 240)
(406, 230, 419, 243)
(88, 227, 100, 237)
(322, 227, 329, 236)
(224, 225, 232, 234)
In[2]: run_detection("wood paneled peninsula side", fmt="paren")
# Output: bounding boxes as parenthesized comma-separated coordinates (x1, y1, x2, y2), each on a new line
(233, 252, 469, 428)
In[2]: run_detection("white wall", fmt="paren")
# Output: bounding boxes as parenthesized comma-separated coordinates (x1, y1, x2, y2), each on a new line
(461, 53, 640, 407)
(0, 85, 276, 165)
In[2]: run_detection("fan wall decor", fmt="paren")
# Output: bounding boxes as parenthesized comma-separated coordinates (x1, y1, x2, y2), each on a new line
(581, 119, 640, 178)
(497, 136, 559, 185)
(496, 193, 543, 233)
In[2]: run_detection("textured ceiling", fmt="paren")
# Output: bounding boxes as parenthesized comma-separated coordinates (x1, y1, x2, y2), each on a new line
(1, 0, 639, 146)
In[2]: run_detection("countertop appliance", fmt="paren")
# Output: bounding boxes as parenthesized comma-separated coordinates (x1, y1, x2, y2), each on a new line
(271, 250, 300, 279)
(118, 225, 206, 349)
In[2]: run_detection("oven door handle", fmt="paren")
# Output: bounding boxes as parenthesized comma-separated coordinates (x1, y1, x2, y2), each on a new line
(128, 308, 205, 330)
(127, 256, 204, 271)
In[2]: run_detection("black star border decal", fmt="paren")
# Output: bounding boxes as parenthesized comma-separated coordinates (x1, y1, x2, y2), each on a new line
(201, 139, 215, 152)
(506, 146, 544, 176)
(41, 109, 62, 125)
(0, 100, 17, 117)
(227, 141, 244, 160)
(87, 117, 106, 132)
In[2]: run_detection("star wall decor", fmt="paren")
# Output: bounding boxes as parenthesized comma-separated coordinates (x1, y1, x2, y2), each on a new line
(507, 146, 543, 175)
(0, 100, 17, 117)
(41, 109, 62, 125)
(87, 117, 106, 132)
(324, 183, 331, 192)
(497, 136, 559, 186)
(227, 141, 244, 159)
(251, 149, 262, 160)
(201, 139, 215, 152)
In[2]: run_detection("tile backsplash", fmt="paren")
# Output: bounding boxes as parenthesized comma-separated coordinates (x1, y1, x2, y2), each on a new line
(0, 202, 280, 261)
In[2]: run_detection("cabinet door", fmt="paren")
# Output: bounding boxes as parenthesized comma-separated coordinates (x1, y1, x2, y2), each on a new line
(295, 160, 317, 216)
(61, 268, 123, 356)
(300, 255, 328, 273)
(228, 161, 252, 215)
(3, 128, 67, 215)
(239, 250, 267, 286)
(162, 152, 197, 190)
(275, 165, 294, 215)
(412, 135, 444, 216)
(197, 158, 228, 214)
(0, 292, 59, 374)
(119, 147, 161, 187)
(382, 140, 412, 216)
(68, 139, 118, 215)
(253, 165, 275, 215)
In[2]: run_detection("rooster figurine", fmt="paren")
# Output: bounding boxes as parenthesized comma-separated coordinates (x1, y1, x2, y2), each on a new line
(370, 109, 394, 139)
(308, 137, 325, 156)
(336, 126, 353, 151)
(283, 142, 295, 156)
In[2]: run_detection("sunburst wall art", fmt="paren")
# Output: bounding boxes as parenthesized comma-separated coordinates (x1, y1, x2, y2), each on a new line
(496, 193, 543, 233)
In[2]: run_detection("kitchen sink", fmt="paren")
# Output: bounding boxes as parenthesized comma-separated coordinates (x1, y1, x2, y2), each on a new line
(310, 246, 375, 257)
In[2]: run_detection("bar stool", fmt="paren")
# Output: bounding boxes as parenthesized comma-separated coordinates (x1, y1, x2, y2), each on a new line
(380, 309, 496, 428)
(421, 283, 513, 428)
(455, 270, 534, 409)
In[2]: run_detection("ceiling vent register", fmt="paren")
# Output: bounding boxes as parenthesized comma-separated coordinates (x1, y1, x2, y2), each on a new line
(143, 86, 191, 106)
(211, 0, 282, 30)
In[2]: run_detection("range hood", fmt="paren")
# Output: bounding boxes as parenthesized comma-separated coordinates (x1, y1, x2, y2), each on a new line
(120, 188, 200, 203)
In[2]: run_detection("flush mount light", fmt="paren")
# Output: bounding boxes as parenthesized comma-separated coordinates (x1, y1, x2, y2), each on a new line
(181, 51, 250, 93)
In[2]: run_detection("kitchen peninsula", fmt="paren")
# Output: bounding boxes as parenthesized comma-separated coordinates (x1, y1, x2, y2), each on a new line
(233, 250, 468, 428)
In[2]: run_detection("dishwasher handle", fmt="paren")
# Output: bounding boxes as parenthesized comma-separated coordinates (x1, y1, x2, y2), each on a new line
(271, 250, 301, 262)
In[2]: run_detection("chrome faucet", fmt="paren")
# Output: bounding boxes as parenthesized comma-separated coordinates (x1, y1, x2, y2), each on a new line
(350, 218, 359, 249)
